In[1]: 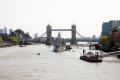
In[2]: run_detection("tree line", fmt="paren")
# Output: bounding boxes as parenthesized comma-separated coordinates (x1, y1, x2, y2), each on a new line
(0, 29, 32, 45)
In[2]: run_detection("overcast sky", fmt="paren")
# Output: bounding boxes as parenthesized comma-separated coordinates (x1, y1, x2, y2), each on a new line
(0, 0, 120, 38)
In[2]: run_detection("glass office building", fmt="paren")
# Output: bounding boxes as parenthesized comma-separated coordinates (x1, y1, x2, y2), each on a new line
(101, 22, 112, 36)
(101, 20, 120, 36)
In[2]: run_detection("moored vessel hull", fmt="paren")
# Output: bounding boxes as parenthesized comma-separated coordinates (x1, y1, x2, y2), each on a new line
(53, 46, 65, 52)
(80, 56, 102, 62)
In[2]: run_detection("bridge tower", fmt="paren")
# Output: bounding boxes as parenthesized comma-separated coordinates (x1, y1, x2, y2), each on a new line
(71, 24, 77, 45)
(46, 24, 52, 45)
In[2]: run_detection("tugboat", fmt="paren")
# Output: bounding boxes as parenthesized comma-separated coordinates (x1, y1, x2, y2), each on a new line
(19, 45, 24, 47)
(66, 44, 72, 51)
(80, 50, 103, 62)
(53, 32, 66, 52)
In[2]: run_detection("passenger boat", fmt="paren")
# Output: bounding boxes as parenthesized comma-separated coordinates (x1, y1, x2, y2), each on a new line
(80, 51, 103, 62)
(19, 45, 26, 47)
(19, 45, 24, 47)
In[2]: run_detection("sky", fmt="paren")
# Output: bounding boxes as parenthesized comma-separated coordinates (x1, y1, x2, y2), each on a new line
(0, 0, 120, 38)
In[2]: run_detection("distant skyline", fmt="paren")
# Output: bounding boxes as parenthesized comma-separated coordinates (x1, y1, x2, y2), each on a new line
(0, 0, 120, 38)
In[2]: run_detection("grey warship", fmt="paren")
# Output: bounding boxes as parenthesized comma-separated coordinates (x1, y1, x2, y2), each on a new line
(53, 32, 65, 52)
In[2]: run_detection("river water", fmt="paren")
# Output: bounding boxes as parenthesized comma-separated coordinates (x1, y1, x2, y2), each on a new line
(0, 44, 120, 80)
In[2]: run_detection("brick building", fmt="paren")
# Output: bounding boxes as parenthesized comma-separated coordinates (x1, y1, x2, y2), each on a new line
(109, 29, 120, 46)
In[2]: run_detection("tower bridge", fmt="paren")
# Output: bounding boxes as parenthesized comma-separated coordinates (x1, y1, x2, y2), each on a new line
(39, 24, 99, 45)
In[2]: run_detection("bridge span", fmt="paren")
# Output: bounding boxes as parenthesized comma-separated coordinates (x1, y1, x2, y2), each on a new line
(38, 24, 99, 44)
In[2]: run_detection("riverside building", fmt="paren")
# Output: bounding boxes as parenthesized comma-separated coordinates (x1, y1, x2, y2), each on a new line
(101, 20, 120, 36)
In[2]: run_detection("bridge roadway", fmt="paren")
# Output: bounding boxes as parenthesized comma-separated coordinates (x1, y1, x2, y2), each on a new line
(52, 29, 71, 31)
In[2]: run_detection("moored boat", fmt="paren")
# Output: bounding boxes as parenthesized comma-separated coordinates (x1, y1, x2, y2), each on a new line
(53, 32, 65, 52)
(53, 43, 65, 52)
(19, 45, 24, 47)
(66, 45, 72, 51)
(80, 51, 103, 62)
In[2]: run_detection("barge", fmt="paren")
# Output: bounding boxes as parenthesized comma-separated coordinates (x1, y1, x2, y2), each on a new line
(80, 51, 103, 62)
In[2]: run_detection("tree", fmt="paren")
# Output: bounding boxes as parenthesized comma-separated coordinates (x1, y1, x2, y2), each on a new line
(0, 37, 3, 42)
(8, 37, 21, 43)
(14, 29, 24, 36)
(9, 31, 15, 37)
(23, 32, 31, 39)
(99, 36, 110, 46)
(14, 29, 31, 41)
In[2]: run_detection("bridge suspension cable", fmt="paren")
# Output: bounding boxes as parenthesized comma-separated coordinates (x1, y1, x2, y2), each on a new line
(76, 31, 84, 38)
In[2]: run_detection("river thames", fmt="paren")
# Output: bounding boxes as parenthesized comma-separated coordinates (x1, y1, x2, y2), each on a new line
(0, 44, 120, 80)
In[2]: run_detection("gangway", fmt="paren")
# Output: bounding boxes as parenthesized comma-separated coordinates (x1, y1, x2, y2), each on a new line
(103, 51, 120, 57)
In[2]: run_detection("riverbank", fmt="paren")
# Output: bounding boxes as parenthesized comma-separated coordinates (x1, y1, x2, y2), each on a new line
(0, 43, 12, 48)
(0, 42, 34, 48)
